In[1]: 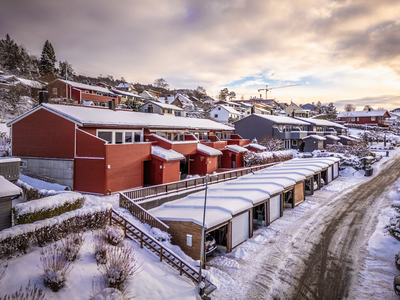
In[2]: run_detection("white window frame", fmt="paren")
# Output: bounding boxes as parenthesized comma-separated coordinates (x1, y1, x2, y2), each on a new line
(371, 116, 376, 121)
(96, 129, 143, 144)
(52, 87, 57, 95)
(292, 140, 298, 146)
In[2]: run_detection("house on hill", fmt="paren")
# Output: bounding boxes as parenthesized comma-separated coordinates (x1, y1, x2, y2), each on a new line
(140, 101, 184, 117)
(210, 105, 242, 123)
(8, 104, 249, 194)
(46, 79, 119, 106)
(337, 110, 392, 127)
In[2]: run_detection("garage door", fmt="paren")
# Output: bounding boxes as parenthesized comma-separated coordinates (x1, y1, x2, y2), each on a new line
(333, 163, 339, 178)
(232, 211, 250, 248)
(270, 195, 281, 223)
(327, 167, 333, 183)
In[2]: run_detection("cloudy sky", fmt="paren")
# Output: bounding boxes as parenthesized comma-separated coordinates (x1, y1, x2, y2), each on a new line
(1, 0, 400, 110)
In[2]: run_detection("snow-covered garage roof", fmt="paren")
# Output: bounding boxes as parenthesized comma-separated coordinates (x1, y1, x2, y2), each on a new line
(249, 173, 306, 183)
(151, 146, 185, 161)
(243, 143, 267, 151)
(302, 135, 326, 141)
(0, 176, 22, 198)
(197, 143, 223, 156)
(225, 144, 248, 153)
(7, 103, 234, 131)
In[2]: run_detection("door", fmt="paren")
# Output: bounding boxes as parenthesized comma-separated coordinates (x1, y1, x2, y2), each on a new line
(333, 163, 339, 178)
(327, 167, 333, 183)
(270, 195, 281, 222)
(231, 154, 236, 168)
(232, 211, 250, 248)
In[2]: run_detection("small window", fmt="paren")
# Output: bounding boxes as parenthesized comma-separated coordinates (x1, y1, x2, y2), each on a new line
(85, 90, 90, 94)
(351, 117, 355, 122)
(214, 114, 218, 118)
(134, 132, 141, 142)
(52, 88, 57, 95)
(115, 132, 123, 144)
(20, 160, 27, 168)
(168, 109, 172, 114)
(292, 140, 298, 146)
(98, 131, 112, 144)
(125, 132, 132, 143)
(357, 117, 359, 121)
(371, 116, 376, 121)
(218, 107, 221, 110)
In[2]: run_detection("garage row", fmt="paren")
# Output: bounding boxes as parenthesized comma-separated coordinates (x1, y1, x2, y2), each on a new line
(150, 157, 340, 261)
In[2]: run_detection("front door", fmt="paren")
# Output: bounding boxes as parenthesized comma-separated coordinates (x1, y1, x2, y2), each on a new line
(231, 154, 236, 168)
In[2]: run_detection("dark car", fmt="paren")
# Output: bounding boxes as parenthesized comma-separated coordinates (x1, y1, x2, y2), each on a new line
(205, 234, 217, 256)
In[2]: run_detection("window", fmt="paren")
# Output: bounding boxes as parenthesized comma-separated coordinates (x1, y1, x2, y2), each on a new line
(97, 130, 142, 144)
(214, 114, 218, 118)
(175, 112, 181, 116)
(292, 140, 298, 146)
(357, 117, 359, 121)
(167, 109, 172, 114)
(371, 116, 376, 121)
(218, 107, 221, 110)
(85, 90, 90, 94)
(52, 88, 57, 95)
(351, 117, 355, 122)
(97, 92, 101, 95)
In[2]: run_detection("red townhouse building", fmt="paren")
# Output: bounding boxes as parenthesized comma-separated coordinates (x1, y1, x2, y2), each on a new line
(337, 110, 392, 127)
(46, 79, 120, 106)
(8, 103, 249, 194)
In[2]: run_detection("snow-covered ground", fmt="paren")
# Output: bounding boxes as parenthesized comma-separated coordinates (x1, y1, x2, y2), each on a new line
(2, 147, 400, 299)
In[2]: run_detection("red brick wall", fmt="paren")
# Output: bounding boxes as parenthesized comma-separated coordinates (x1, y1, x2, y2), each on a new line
(190, 154, 219, 175)
(146, 158, 180, 185)
(171, 143, 197, 155)
(221, 150, 244, 168)
(74, 158, 106, 194)
(105, 143, 152, 193)
(12, 108, 75, 158)
(76, 129, 106, 158)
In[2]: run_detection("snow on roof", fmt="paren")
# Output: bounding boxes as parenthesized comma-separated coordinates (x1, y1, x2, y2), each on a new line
(324, 135, 341, 140)
(197, 143, 223, 156)
(0, 157, 20, 164)
(235, 176, 296, 188)
(243, 143, 267, 150)
(268, 165, 317, 176)
(59, 80, 112, 94)
(151, 146, 185, 161)
(249, 173, 305, 182)
(302, 135, 326, 141)
(144, 101, 183, 111)
(339, 135, 356, 141)
(110, 88, 141, 97)
(214, 105, 241, 115)
(337, 110, 390, 118)
(116, 82, 132, 88)
(8, 104, 234, 131)
(225, 144, 248, 153)
(17, 78, 44, 89)
(82, 101, 94, 106)
(295, 117, 347, 128)
(0, 176, 22, 198)
(251, 114, 310, 125)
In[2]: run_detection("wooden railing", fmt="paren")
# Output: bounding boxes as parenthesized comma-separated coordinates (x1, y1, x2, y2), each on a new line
(119, 193, 169, 232)
(121, 163, 278, 202)
(110, 209, 215, 294)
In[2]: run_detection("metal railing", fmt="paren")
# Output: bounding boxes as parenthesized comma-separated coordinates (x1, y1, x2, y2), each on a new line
(121, 163, 278, 202)
(110, 209, 215, 294)
(119, 193, 169, 232)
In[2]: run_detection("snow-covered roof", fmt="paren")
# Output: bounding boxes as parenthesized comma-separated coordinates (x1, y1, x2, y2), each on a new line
(337, 110, 390, 118)
(244, 143, 267, 150)
(110, 88, 140, 97)
(58, 80, 112, 94)
(0, 176, 22, 198)
(1, 75, 44, 89)
(115, 82, 133, 88)
(82, 101, 94, 106)
(245, 114, 310, 125)
(249, 173, 306, 182)
(235, 176, 296, 188)
(0, 157, 20, 164)
(225, 144, 248, 153)
(197, 143, 223, 156)
(339, 135, 356, 141)
(324, 135, 341, 141)
(151, 146, 185, 161)
(295, 117, 347, 129)
(302, 135, 326, 141)
(213, 105, 241, 115)
(143, 101, 183, 111)
(8, 104, 234, 131)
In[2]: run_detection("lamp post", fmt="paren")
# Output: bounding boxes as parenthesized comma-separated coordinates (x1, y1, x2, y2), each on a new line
(198, 174, 209, 295)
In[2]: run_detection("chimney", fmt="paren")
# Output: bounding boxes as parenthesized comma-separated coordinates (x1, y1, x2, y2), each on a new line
(368, 107, 371, 111)
(108, 99, 116, 111)
(39, 89, 48, 104)
(292, 109, 295, 118)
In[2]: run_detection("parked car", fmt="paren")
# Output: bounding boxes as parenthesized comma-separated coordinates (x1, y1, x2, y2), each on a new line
(205, 234, 217, 256)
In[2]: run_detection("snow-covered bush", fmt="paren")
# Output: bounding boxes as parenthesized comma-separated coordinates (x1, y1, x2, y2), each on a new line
(0, 280, 46, 300)
(98, 246, 142, 291)
(12, 193, 85, 225)
(16, 180, 58, 201)
(104, 226, 125, 246)
(339, 156, 363, 170)
(0, 261, 7, 283)
(385, 205, 400, 241)
(150, 227, 171, 242)
(39, 244, 72, 292)
(93, 233, 109, 265)
(244, 150, 293, 166)
(60, 232, 84, 262)
(0, 204, 112, 259)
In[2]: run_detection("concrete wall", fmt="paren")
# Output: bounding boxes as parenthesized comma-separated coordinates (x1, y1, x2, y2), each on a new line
(20, 157, 74, 188)
(0, 197, 12, 230)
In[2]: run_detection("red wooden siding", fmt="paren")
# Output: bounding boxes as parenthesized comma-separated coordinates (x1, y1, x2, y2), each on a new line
(74, 158, 106, 194)
(12, 108, 75, 159)
(190, 154, 219, 175)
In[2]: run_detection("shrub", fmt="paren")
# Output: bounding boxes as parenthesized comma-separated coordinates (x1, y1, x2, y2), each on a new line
(90, 288, 125, 300)
(12, 193, 85, 225)
(104, 225, 125, 246)
(0, 261, 7, 283)
(93, 233, 109, 265)
(98, 246, 142, 290)
(60, 232, 84, 262)
(0, 280, 46, 300)
(39, 244, 72, 292)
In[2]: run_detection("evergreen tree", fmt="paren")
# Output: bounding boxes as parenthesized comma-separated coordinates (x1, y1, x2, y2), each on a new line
(325, 102, 338, 120)
(40, 40, 56, 77)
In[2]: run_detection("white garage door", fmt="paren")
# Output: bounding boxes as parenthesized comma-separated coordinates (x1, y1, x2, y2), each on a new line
(327, 167, 333, 183)
(333, 163, 339, 178)
(270, 195, 281, 223)
(232, 211, 250, 248)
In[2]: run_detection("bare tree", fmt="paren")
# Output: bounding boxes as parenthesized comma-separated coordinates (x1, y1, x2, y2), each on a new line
(363, 105, 374, 111)
(153, 78, 169, 89)
(344, 104, 356, 112)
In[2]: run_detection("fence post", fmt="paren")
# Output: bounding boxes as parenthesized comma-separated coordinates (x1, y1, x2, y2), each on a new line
(124, 219, 127, 237)
(160, 248, 163, 261)
(140, 232, 144, 248)
(180, 260, 183, 275)
(109, 211, 112, 226)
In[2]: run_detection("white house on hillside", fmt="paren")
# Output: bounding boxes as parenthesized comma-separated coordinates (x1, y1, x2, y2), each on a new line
(210, 104, 242, 123)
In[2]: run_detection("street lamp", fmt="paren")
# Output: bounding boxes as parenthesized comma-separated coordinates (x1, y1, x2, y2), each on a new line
(198, 174, 210, 295)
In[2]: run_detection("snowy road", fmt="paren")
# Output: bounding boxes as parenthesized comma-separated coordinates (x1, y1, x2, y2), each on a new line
(209, 151, 400, 300)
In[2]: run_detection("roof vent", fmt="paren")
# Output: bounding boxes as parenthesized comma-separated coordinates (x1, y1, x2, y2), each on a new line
(108, 99, 116, 111)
